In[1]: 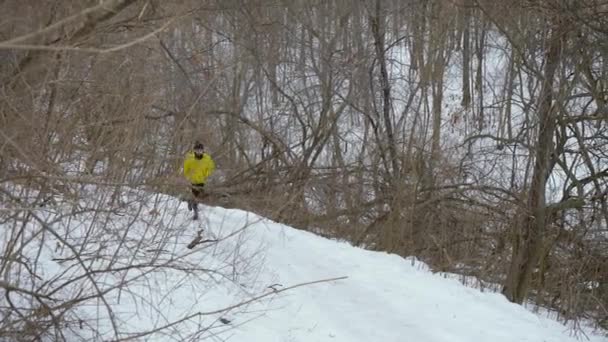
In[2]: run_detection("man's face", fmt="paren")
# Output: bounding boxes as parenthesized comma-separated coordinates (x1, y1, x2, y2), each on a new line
(194, 147, 204, 158)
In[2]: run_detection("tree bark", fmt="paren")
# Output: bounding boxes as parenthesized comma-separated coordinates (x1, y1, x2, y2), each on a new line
(475, 17, 486, 131)
(502, 15, 566, 304)
(429, 1, 447, 176)
(461, 0, 472, 109)
(370, 0, 399, 179)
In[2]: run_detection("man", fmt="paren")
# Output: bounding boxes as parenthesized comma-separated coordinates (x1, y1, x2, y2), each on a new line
(183, 141, 215, 220)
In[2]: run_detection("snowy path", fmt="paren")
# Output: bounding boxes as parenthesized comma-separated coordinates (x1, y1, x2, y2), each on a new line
(199, 206, 605, 342)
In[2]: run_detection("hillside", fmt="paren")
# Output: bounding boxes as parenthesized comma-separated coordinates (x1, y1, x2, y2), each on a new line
(2, 190, 604, 341)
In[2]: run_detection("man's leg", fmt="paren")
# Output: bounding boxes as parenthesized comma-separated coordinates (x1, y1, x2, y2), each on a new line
(192, 204, 199, 220)
(190, 186, 199, 219)
(191, 184, 205, 220)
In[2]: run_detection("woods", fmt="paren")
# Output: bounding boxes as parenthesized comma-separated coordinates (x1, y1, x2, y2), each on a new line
(1, 0, 607, 338)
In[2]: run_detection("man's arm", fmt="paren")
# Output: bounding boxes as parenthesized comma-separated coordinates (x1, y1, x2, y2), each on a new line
(183, 157, 192, 178)
(200, 154, 215, 179)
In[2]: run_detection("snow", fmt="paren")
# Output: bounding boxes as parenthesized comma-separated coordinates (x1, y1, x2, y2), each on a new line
(206, 207, 605, 342)
(1, 190, 606, 342)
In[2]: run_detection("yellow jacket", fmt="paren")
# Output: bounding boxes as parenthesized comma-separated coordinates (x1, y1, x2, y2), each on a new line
(183, 152, 215, 184)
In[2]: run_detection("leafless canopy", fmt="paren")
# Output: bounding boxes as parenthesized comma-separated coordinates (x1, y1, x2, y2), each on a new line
(1, 0, 607, 338)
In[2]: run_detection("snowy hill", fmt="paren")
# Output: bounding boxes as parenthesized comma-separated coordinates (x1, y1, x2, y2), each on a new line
(195, 202, 605, 342)
(1, 190, 605, 341)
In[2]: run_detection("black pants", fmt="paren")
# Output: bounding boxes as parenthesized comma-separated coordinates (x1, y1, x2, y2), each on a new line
(191, 183, 205, 199)
(189, 183, 205, 219)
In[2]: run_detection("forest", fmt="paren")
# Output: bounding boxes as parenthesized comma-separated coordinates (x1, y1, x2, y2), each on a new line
(1, 0, 607, 338)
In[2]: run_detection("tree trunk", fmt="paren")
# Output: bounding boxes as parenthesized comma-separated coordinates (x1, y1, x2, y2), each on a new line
(461, 0, 472, 109)
(429, 1, 447, 177)
(475, 18, 486, 131)
(370, 0, 399, 179)
(502, 15, 565, 304)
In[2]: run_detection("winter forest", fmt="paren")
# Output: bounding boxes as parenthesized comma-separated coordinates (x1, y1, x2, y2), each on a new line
(1, 0, 607, 340)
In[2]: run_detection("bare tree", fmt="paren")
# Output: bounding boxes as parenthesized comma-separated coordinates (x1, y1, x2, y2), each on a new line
(2, 0, 607, 334)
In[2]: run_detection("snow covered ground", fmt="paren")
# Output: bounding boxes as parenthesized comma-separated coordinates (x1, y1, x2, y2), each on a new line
(1, 190, 606, 342)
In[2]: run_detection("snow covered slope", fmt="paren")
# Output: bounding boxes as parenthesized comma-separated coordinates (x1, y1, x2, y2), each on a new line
(198, 203, 605, 342)
(2, 191, 605, 341)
